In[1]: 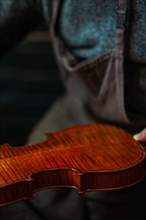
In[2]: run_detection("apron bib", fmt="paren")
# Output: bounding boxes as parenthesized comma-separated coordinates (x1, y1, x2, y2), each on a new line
(49, 0, 146, 126)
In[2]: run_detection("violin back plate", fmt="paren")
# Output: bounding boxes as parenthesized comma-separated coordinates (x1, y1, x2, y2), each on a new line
(0, 124, 145, 206)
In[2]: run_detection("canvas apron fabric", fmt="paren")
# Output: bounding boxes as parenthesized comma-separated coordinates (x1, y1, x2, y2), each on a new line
(50, 0, 146, 126)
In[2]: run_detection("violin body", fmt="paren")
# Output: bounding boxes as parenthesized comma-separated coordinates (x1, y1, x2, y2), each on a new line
(0, 124, 145, 206)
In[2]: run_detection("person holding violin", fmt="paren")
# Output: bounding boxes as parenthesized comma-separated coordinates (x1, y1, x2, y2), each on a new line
(0, 0, 146, 220)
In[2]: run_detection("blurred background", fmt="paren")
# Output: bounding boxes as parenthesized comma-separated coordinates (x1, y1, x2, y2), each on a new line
(0, 22, 64, 146)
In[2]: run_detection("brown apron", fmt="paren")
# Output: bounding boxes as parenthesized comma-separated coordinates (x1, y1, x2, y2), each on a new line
(49, 0, 146, 126)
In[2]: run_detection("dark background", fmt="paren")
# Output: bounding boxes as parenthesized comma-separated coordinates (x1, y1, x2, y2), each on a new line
(0, 23, 64, 146)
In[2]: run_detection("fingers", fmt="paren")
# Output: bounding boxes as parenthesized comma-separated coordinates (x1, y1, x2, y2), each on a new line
(133, 128, 146, 142)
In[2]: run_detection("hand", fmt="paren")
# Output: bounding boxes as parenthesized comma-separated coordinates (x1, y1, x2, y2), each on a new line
(133, 128, 146, 143)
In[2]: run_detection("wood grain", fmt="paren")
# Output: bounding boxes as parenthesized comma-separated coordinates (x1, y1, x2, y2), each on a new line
(0, 124, 145, 206)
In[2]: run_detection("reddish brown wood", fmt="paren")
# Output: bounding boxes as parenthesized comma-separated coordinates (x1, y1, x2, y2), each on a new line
(0, 124, 145, 206)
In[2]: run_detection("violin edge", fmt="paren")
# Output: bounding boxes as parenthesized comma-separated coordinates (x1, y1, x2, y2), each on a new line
(0, 159, 145, 207)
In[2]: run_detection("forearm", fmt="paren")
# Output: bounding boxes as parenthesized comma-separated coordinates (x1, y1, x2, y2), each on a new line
(0, 0, 43, 58)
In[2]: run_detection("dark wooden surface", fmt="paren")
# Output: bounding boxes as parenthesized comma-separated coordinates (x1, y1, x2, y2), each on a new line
(0, 24, 64, 146)
(0, 124, 145, 206)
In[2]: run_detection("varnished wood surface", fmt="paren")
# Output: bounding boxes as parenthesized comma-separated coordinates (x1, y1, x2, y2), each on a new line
(0, 124, 145, 206)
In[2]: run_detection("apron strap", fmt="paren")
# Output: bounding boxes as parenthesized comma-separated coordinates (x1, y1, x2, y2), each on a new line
(116, 0, 128, 29)
(116, 0, 128, 50)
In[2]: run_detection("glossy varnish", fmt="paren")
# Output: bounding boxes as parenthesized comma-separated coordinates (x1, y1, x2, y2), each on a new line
(0, 124, 145, 206)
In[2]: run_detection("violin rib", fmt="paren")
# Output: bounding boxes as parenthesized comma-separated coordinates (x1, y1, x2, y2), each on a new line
(0, 124, 145, 206)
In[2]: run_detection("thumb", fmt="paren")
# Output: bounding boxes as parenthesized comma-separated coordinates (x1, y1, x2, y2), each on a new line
(133, 128, 146, 142)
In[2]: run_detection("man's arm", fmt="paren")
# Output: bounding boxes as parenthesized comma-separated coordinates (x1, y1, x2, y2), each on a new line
(0, 0, 43, 58)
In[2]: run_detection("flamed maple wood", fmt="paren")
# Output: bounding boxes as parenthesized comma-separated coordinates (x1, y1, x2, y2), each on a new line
(0, 124, 145, 207)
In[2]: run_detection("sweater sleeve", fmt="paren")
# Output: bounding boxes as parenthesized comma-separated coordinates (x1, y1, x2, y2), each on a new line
(0, 0, 44, 58)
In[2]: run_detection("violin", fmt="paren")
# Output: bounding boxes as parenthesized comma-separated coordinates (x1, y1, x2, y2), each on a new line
(0, 124, 145, 207)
